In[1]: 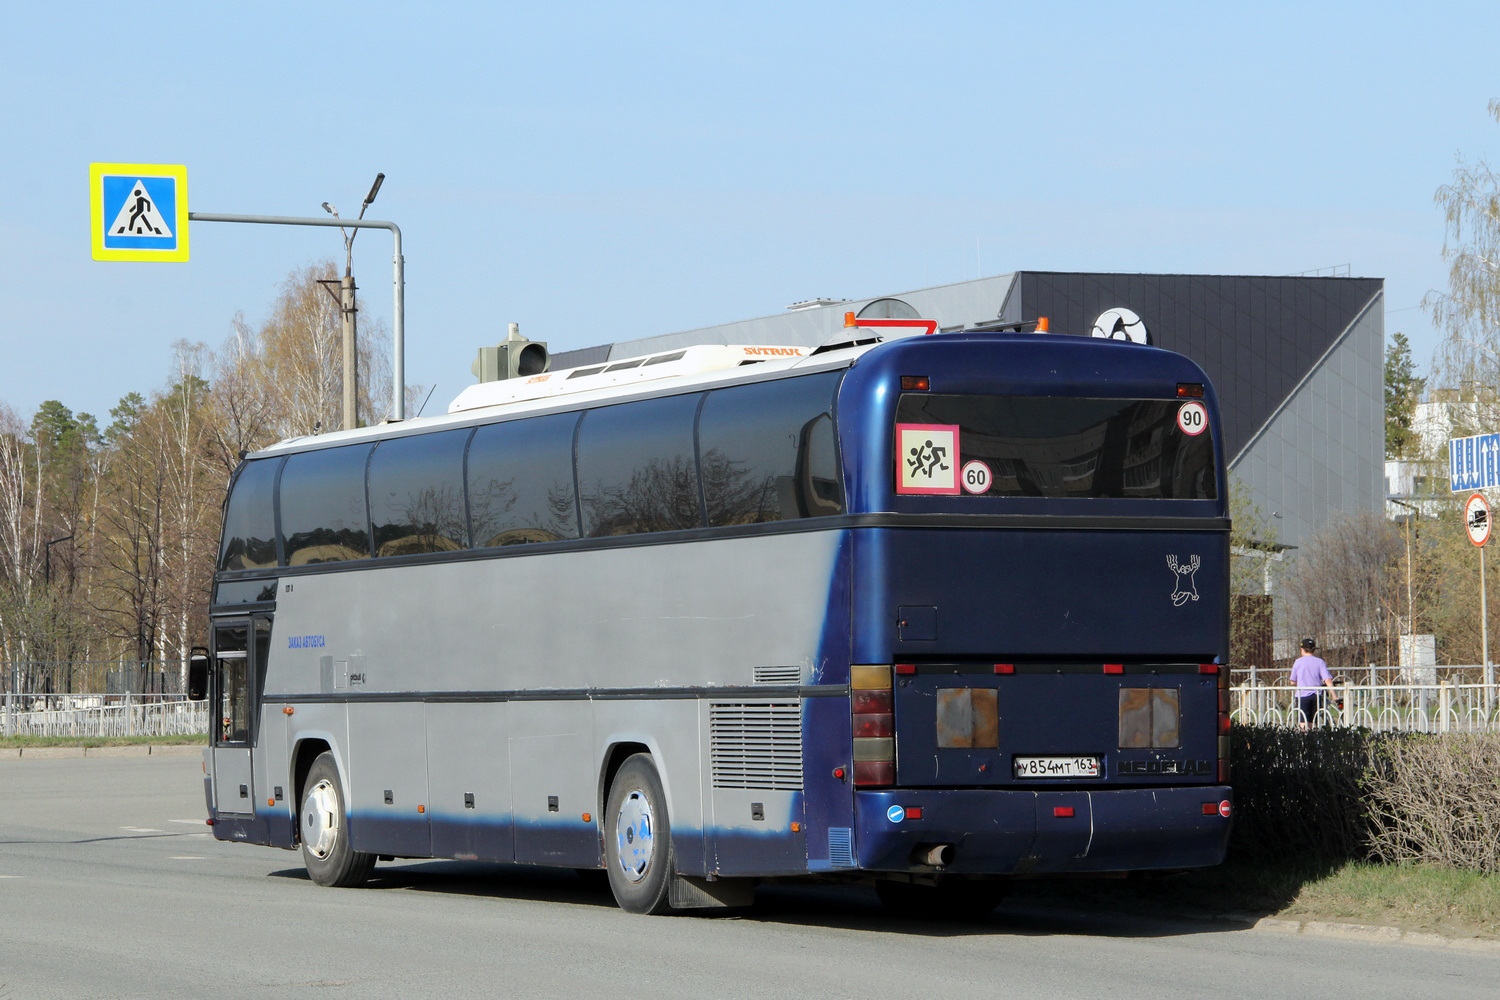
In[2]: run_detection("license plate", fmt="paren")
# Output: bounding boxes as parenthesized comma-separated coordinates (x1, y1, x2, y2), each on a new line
(1013, 755, 1101, 779)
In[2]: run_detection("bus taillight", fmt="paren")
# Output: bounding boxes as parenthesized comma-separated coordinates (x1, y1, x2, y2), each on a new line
(1217, 665, 1231, 783)
(851, 665, 896, 787)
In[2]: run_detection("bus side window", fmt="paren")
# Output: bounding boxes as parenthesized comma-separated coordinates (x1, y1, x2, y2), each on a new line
(467, 412, 582, 547)
(369, 428, 471, 557)
(577, 394, 704, 537)
(278, 444, 373, 566)
(218, 458, 283, 571)
(698, 371, 845, 526)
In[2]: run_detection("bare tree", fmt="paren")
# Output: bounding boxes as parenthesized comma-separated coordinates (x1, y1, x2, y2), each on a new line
(1426, 100, 1500, 432)
(1280, 511, 1404, 668)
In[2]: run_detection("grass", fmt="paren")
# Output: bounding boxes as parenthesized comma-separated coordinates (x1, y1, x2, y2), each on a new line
(1005, 859, 1500, 939)
(0, 733, 206, 748)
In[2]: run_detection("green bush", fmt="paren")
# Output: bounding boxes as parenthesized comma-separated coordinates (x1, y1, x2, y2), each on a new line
(1227, 723, 1373, 864)
(1365, 733, 1500, 874)
(1228, 723, 1500, 874)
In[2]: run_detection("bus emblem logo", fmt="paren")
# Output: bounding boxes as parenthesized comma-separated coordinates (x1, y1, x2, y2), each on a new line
(1166, 555, 1201, 607)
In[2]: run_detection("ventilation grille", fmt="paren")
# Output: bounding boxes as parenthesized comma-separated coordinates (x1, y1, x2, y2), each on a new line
(828, 827, 854, 867)
(753, 665, 802, 686)
(710, 702, 803, 791)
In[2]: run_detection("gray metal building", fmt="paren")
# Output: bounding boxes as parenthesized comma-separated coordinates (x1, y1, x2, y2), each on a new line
(550, 271, 1385, 552)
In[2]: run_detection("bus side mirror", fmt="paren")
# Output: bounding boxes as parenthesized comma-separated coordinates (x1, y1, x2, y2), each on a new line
(188, 648, 210, 701)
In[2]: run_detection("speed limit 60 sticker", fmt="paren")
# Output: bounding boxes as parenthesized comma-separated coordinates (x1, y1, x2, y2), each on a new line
(1177, 400, 1208, 436)
(960, 460, 991, 494)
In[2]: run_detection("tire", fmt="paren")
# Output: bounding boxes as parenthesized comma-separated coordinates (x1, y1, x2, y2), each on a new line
(603, 754, 674, 914)
(299, 752, 375, 888)
(876, 879, 1006, 921)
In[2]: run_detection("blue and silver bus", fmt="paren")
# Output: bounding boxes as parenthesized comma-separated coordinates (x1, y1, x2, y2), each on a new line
(200, 324, 1232, 915)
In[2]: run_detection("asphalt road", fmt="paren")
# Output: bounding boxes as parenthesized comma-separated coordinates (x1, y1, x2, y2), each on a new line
(0, 756, 1494, 1000)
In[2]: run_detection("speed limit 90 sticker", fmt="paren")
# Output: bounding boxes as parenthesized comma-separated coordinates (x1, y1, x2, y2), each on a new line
(1176, 401, 1208, 436)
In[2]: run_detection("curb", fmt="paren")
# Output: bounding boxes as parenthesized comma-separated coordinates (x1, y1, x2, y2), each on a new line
(1252, 915, 1500, 952)
(0, 744, 206, 760)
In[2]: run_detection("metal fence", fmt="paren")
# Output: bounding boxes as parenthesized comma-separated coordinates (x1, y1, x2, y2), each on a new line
(1230, 666, 1498, 733)
(1, 692, 208, 738)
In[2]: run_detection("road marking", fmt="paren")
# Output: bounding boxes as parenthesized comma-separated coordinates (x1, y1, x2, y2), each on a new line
(121, 826, 163, 833)
(167, 819, 204, 825)
(0, 875, 23, 879)
(168, 856, 205, 861)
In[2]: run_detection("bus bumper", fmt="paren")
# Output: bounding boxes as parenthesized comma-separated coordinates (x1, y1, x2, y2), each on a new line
(853, 786, 1232, 874)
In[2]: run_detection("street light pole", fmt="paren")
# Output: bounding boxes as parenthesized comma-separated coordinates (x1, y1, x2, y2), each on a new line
(321, 174, 385, 432)
(188, 211, 406, 421)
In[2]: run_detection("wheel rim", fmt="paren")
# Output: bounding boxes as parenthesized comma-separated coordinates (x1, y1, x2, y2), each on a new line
(303, 778, 340, 860)
(615, 787, 655, 883)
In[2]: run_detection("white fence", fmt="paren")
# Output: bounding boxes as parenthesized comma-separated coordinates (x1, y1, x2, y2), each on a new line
(1231, 680, 1498, 733)
(1, 693, 208, 738)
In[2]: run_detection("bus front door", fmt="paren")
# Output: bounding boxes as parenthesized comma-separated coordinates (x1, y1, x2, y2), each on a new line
(210, 618, 267, 816)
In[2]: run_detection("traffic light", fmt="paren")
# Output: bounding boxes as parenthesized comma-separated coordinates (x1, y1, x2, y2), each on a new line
(473, 323, 549, 382)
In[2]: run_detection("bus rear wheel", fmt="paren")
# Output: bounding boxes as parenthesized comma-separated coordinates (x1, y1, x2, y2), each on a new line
(876, 878, 1006, 921)
(604, 754, 674, 914)
(299, 752, 375, 888)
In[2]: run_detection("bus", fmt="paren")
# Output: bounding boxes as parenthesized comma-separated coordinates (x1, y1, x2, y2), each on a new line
(198, 321, 1232, 916)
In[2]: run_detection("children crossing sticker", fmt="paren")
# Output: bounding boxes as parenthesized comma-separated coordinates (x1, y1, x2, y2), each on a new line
(895, 423, 960, 495)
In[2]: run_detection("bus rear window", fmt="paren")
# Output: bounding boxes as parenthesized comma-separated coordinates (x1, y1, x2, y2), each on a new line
(895, 394, 1216, 500)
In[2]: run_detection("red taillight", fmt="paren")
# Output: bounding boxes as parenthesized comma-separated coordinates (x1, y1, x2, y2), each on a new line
(1217, 760, 1229, 782)
(852, 664, 896, 787)
(1198, 663, 1218, 675)
(894, 663, 917, 676)
(1219, 800, 1232, 818)
(1202, 802, 1218, 815)
(854, 760, 895, 785)
(901, 376, 930, 391)
(1103, 663, 1124, 675)
(1176, 382, 1205, 398)
(1053, 806, 1075, 818)
(993, 663, 1014, 674)
(905, 807, 923, 820)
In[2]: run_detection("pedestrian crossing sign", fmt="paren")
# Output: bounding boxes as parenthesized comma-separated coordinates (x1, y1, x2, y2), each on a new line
(90, 162, 189, 262)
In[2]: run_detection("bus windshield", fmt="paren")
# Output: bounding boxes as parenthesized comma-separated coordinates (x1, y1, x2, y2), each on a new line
(896, 393, 1217, 499)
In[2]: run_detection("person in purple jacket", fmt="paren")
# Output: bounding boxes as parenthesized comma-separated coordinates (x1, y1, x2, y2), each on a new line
(1290, 637, 1336, 730)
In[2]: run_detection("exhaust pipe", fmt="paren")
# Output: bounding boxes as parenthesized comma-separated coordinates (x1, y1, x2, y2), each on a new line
(916, 843, 955, 867)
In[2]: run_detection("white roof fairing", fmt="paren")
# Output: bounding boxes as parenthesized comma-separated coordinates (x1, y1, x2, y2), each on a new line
(250, 341, 877, 460)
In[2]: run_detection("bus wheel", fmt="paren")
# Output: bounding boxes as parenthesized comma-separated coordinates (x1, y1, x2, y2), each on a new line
(604, 754, 674, 914)
(299, 752, 375, 888)
(875, 879, 1005, 921)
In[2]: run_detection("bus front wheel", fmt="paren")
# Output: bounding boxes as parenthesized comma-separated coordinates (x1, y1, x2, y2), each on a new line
(299, 752, 375, 888)
(604, 754, 674, 914)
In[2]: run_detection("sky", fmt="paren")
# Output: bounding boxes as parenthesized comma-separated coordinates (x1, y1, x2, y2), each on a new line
(1, 2, 1496, 423)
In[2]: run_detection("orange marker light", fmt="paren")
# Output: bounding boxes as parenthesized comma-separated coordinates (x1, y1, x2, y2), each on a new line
(1036, 316, 1050, 332)
(582, 813, 592, 823)
(417, 804, 425, 814)
(283, 706, 294, 715)
(268, 798, 275, 807)
(844, 311, 857, 328)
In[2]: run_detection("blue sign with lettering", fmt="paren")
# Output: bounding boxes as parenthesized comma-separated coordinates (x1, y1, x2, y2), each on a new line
(1450, 433, 1500, 493)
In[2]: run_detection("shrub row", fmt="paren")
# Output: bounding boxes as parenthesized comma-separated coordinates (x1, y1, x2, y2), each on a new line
(1227, 723, 1500, 874)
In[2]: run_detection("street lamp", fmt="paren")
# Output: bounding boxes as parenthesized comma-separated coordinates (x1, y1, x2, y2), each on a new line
(319, 173, 386, 432)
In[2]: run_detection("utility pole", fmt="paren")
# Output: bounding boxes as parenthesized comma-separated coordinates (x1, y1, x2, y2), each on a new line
(321, 173, 385, 431)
